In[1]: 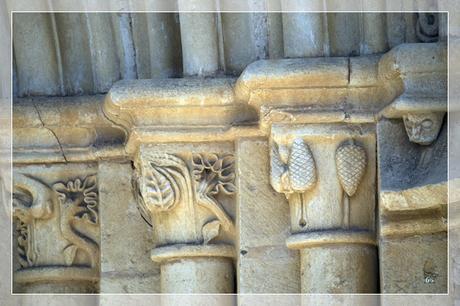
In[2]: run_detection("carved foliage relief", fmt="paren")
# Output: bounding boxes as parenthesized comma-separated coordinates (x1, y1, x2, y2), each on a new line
(13, 173, 100, 270)
(136, 152, 236, 246)
(270, 131, 371, 232)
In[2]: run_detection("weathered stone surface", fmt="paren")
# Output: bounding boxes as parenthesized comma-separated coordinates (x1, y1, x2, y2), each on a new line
(9, 14, 450, 297)
(236, 138, 300, 293)
(98, 161, 160, 293)
(380, 233, 447, 293)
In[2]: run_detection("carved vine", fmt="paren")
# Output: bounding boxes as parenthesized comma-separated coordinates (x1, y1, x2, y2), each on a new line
(192, 153, 236, 239)
(13, 174, 99, 269)
(53, 175, 99, 267)
(137, 153, 236, 244)
(13, 174, 54, 268)
(416, 13, 439, 43)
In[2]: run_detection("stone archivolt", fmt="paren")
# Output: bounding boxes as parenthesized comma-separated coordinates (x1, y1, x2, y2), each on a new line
(12, 40, 447, 294)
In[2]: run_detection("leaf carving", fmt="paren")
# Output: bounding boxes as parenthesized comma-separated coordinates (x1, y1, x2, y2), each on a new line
(63, 244, 78, 266)
(143, 164, 179, 212)
(202, 220, 221, 245)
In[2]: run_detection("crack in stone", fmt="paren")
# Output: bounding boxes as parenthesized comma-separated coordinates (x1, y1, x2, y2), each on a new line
(32, 102, 68, 163)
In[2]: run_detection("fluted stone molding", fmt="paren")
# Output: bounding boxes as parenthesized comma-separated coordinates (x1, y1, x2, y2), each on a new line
(13, 12, 445, 97)
(178, 0, 219, 76)
(13, 167, 100, 293)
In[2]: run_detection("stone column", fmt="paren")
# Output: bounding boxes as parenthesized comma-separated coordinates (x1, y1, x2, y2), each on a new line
(104, 78, 239, 297)
(269, 123, 378, 293)
(178, 0, 219, 76)
(134, 150, 236, 296)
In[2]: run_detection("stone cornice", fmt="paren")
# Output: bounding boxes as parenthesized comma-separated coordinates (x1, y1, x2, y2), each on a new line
(13, 42, 447, 160)
(13, 95, 127, 164)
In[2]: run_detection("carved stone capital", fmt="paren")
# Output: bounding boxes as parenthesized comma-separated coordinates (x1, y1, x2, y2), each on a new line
(13, 167, 100, 293)
(269, 122, 377, 293)
(134, 149, 236, 257)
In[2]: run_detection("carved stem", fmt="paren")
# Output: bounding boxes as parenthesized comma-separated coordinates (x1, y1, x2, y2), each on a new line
(299, 193, 307, 228)
(197, 193, 235, 235)
(60, 203, 98, 268)
(342, 193, 350, 229)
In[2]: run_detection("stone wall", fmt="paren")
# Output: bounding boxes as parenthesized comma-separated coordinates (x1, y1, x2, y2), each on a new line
(11, 12, 449, 299)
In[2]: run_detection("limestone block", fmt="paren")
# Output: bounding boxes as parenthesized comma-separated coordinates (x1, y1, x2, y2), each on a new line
(380, 233, 447, 293)
(236, 138, 300, 293)
(98, 161, 160, 293)
(13, 95, 126, 163)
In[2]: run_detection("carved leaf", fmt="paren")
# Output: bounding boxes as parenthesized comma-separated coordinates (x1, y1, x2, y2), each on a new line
(288, 138, 317, 192)
(63, 244, 78, 266)
(335, 142, 367, 197)
(202, 220, 221, 245)
(144, 165, 178, 211)
(270, 142, 287, 193)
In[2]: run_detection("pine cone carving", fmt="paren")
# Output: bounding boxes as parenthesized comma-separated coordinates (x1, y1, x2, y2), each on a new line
(335, 142, 367, 197)
(288, 138, 317, 192)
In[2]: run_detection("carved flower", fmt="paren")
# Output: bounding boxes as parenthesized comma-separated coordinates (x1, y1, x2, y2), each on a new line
(53, 175, 98, 224)
(192, 153, 236, 196)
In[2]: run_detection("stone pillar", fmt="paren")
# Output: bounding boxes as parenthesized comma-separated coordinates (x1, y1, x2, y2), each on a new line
(134, 150, 236, 296)
(269, 123, 378, 293)
(104, 79, 239, 296)
(178, 0, 219, 76)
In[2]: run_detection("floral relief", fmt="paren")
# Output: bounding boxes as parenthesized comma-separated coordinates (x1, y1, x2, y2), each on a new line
(192, 153, 236, 196)
(53, 175, 99, 267)
(192, 153, 236, 238)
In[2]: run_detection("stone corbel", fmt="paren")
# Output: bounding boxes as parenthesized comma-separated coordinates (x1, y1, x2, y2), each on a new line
(378, 42, 447, 146)
(13, 171, 100, 293)
(105, 79, 239, 294)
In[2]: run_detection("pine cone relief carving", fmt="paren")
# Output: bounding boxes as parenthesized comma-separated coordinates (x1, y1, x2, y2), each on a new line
(288, 138, 317, 193)
(335, 142, 367, 197)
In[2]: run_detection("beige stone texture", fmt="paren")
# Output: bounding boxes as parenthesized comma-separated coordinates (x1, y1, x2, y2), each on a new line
(98, 161, 160, 293)
(10, 13, 450, 297)
(380, 233, 447, 293)
(236, 138, 300, 293)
